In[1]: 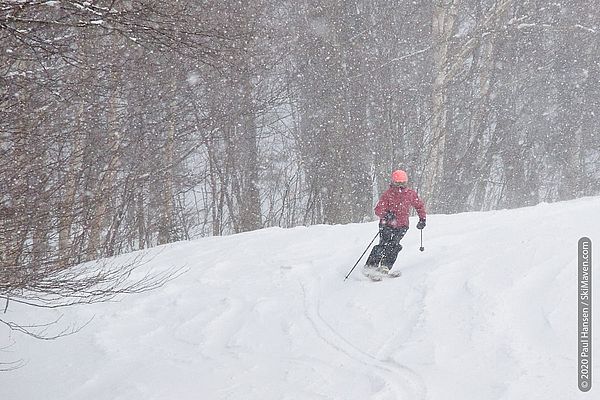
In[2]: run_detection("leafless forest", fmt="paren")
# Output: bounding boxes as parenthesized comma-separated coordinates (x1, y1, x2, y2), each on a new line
(1, 0, 599, 275)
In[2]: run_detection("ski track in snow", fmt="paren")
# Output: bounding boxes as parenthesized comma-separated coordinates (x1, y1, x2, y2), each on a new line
(297, 271, 426, 400)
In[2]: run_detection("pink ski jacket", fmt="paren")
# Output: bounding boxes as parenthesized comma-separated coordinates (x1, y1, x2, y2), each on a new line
(374, 186, 426, 228)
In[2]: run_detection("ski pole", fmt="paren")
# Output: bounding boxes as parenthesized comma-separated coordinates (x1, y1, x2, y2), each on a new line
(419, 229, 424, 252)
(344, 231, 380, 281)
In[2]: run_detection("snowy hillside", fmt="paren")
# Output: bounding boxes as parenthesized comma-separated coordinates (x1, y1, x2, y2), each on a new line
(1, 197, 599, 400)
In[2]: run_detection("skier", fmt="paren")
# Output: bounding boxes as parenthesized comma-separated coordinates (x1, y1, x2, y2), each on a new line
(364, 169, 426, 278)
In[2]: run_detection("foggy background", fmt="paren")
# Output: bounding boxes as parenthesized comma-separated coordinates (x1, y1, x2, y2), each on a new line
(2, 0, 599, 269)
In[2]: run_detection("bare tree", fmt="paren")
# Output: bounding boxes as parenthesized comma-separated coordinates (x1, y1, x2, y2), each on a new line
(1, 254, 181, 342)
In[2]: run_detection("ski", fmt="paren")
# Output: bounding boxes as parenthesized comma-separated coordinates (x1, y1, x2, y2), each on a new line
(362, 268, 401, 281)
(388, 270, 402, 278)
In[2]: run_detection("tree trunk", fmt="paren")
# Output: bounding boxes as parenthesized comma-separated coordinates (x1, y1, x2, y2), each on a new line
(236, 74, 262, 232)
(158, 118, 175, 244)
(423, 0, 460, 210)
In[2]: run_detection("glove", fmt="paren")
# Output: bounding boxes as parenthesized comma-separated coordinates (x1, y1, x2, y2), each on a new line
(417, 219, 426, 230)
(383, 211, 396, 222)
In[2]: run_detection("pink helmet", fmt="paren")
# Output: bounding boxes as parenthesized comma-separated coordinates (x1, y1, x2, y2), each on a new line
(391, 170, 408, 183)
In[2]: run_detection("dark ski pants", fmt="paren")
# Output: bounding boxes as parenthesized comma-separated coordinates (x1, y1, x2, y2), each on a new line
(365, 225, 408, 269)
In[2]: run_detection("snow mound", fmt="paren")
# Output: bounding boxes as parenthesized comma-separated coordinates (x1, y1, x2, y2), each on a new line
(1, 197, 599, 400)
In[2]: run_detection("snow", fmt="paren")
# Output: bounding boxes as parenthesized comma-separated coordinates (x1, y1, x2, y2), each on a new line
(1, 197, 600, 399)
(517, 23, 537, 29)
(575, 24, 597, 33)
(187, 72, 201, 86)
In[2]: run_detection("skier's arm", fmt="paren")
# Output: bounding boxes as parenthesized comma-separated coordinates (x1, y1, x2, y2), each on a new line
(374, 194, 389, 219)
(412, 193, 426, 220)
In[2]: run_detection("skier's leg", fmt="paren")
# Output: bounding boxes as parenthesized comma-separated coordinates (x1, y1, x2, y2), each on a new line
(365, 245, 384, 267)
(381, 227, 408, 269)
(365, 225, 392, 267)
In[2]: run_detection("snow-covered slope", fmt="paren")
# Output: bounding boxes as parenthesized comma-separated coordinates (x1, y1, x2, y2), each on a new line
(1, 197, 599, 400)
